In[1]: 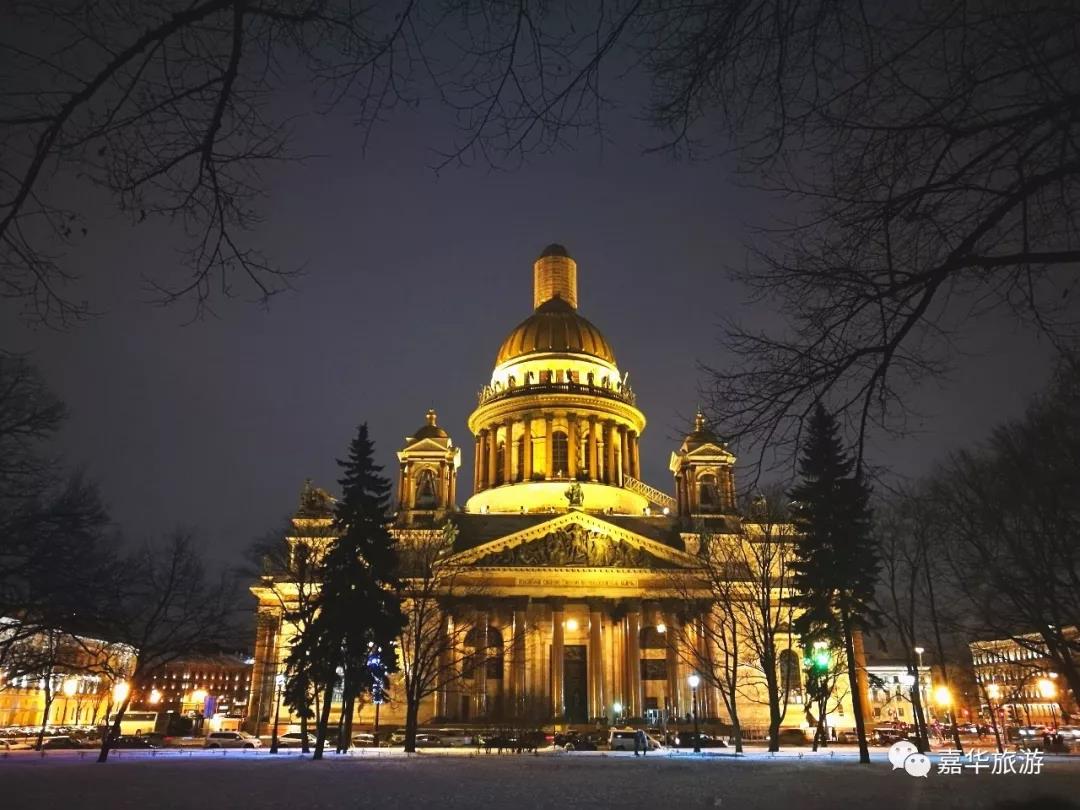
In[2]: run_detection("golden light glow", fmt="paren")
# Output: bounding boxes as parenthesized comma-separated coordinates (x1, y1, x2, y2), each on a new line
(1037, 678, 1057, 700)
(565, 618, 579, 632)
(656, 623, 666, 634)
(192, 688, 208, 703)
(934, 686, 952, 706)
(149, 689, 162, 705)
(112, 681, 130, 703)
(986, 683, 1001, 700)
(62, 678, 78, 698)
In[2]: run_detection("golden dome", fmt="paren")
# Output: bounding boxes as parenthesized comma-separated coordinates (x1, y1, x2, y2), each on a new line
(495, 297, 616, 366)
(411, 409, 448, 440)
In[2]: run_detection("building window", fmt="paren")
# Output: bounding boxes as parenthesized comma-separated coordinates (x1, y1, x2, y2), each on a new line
(779, 649, 802, 694)
(640, 626, 667, 649)
(641, 659, 667, 681)
(551, 431, 568, 477)
(415, 468, 437, 508)
(698, 474, 719, 510)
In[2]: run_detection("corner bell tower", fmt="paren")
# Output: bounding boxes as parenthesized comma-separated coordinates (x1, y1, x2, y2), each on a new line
(396, 409, 461, 525)
(669, 410, 737, 518)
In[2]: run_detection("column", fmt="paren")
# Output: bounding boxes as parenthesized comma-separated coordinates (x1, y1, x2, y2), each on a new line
(665, 613, 684, 719)
(487, 426, 499, 488)
(475, 610, 489, 717)
(587, 416, 598, 482)
(588, 601, 605, 721)
(567, 415, 578, 479)
(551, 600, 565, 720)
(436, 612, 453, 718)
(702, 612, 721, 719)
(512, 601, 528, 708)
(626, 602, 642, 718)
(448, 465, 456, 507)
(446, 614, 461, 720)
(473, 437, 482, 492)
(544, 414, 554, 479)
(522, 415, 533, 481)
(620, 427, 629, 480)
(627, 431, 638, 479)
(502, 418, 514, 485)
(605, 422, 617, 485)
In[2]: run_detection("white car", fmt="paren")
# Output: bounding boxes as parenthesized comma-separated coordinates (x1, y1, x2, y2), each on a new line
(608, 728, 662, 751)
(276, 732, 316, 748)
(204, 731, 262, 749)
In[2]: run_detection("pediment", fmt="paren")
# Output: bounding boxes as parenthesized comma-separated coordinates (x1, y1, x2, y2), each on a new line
(449, 511, 699, 570)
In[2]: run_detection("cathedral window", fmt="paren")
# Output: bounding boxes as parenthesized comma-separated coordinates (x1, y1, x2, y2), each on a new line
(551, 431, 568, 477)
(415, 468, 437, 508)
(779, 649, 802, 694)
(698, 474, 719, 510)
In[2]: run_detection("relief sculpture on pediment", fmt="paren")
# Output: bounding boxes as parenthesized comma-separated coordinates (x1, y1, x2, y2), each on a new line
(476, 526, 669, 568)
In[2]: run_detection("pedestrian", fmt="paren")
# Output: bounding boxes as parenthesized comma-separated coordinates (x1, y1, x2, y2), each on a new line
(636, 729, 648, 757)
(633, 729, 641, 757)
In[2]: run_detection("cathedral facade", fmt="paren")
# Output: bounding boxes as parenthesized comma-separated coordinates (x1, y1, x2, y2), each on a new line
(247, 245, 854, 734)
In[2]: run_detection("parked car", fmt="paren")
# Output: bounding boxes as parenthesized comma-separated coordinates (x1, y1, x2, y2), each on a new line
(277, 732, 316, 748)
(608, 728, 662, 751)
(835, 729, 861, 744)
(435, 728, 475, 747)
(113, 735, 158, 749)
(672, 731, 727, 749)
(204, 731, 262, 749)
(1, 739, 32, 751)
(413, 733, 443, 748)
(36, 736, 84, 750)
(777, 728, 810, 746)
(554, 731, 601, 751)
(351, 733, 380, 747)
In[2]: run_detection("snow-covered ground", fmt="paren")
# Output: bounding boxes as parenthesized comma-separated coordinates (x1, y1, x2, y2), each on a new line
(3, 747, 1077, 809)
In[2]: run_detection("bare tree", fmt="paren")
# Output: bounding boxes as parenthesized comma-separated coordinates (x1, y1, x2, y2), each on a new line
(671, 495, 798, 752)
(95, 531, 240, 762)
(396, 522, 476, 753)
(928, 356, 1080, 706)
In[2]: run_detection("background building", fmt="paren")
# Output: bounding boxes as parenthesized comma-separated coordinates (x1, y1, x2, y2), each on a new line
(970, 630, 1077, 726)
(133, 652, 252, 724)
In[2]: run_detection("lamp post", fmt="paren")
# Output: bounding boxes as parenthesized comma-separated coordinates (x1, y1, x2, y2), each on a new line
(270, 673, 285, 754)
(656, 623, 667, 729)
(914, 647, 924, 668)
(687, 673, 701, 753)
(613, 701, 623, 727)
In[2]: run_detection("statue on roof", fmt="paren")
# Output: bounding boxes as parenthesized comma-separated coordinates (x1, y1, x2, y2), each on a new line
(298, 478, 335, 517)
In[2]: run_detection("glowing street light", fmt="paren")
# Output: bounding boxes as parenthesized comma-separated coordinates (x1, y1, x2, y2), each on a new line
(565, 618, 579, 632)
(1038, 677, 1059, 726)
(934, 686, 952, 707)
(149, 689, 162, 705)
(192, 688, 208, 704)
(687, 673, 702, 753)
(986, 683, 1001, 700)
(613, 701, 623, 725)
(112, 681, 130, 704)
(913, 646, 925, 668)
(656, 623, 666, 635)
(62, 678, 78, 698)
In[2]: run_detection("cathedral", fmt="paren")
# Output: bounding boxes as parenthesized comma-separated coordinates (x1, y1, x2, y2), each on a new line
(247, 245, 853, 734)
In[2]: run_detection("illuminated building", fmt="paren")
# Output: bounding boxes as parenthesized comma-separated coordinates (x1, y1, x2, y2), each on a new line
(0, 617, 136, 728)
(248, 244, 856, 734)
(133, 653, 252, 720)
(970, 630, 1077, 726)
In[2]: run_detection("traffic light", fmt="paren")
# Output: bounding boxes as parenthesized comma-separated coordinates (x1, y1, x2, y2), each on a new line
(812, 649, 830, 672)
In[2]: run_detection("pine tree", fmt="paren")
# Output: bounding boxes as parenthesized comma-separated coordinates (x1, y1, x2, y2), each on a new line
(790, 404, 879, 764)
(299, 424, 405, 760)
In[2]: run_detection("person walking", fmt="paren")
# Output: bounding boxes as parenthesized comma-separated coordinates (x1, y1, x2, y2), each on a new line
(636, 729, 648, 757)
(633, 729, 641, 757)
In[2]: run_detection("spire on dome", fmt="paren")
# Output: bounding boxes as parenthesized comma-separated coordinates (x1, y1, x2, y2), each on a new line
(533, 243, 578, 310)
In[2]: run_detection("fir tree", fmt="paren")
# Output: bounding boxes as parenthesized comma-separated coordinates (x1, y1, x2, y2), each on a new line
(790, 404, 879, 764)
(298, 423, 405, 760)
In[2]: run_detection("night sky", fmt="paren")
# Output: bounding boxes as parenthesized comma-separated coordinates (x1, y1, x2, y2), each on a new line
(0, 97, 1058, 569)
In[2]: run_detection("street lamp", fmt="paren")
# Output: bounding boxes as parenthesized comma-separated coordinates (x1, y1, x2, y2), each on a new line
(688, 673, 701, 753)
(613, 701, 623, 726)
(149, 689, 162, 705)
(113, 681, 130, 704)
(62, 677, 78, 725)
(270, 673, 286, 754)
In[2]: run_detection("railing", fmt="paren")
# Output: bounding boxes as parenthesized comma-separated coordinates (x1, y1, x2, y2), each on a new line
(622, 475, 677, 511)
(477, 380, 636, 407)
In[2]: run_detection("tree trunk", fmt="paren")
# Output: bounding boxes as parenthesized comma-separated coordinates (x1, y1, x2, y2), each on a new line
(36, 678, 55, 751)
(97, 694, 132, 763)
(312, 682, 335, 760)
(840, 610, 871, 764)
(908, 661, 930, 753)
(404, 692, 420, 753)
(300, 705, 310, 754)
(727, 683, 743, 753)
(923, 551, 962, 752)
(764, 665, 781, 752)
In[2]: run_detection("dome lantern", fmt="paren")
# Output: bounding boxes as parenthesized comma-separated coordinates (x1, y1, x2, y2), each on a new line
(533, 243, 577, 310)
